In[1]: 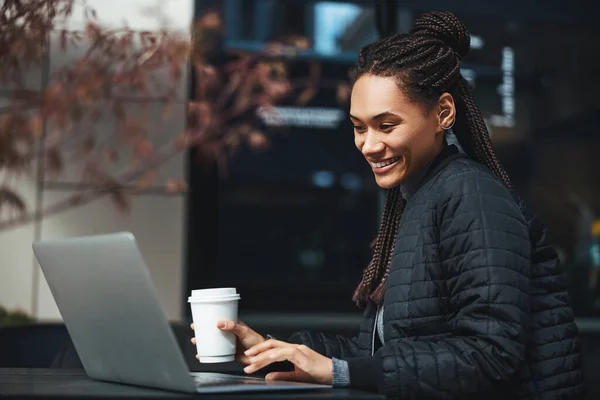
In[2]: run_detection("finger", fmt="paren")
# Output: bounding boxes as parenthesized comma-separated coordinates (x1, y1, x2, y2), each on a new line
(195, 354, 200, 361)
(238, 355, 251, 365)
(190, 323, 194, 330)
(190, 337, 196, 345)
(244, 346, 306, 374)
(217, 320, 246, 335)
(265, 371, 297, 382)
(245, 339, 286, 356)
(244, 347, 304, 374)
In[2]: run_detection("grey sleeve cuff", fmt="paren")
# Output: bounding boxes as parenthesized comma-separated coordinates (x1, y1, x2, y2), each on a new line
(332, 357, 351, 387)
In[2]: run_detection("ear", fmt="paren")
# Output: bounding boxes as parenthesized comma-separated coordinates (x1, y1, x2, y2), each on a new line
(436, 93, 456, 131)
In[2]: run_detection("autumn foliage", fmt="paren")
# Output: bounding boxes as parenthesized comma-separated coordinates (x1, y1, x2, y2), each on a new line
(0, 0, 318, 231)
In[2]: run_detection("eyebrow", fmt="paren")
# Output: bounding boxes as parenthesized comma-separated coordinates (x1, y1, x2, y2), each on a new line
(349, 111, 402, 120)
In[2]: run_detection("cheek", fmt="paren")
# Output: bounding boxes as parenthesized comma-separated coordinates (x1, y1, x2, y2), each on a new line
(386, 129, 411, 154)
(354, 135, 363, 150)
(401, 125, 438, 166)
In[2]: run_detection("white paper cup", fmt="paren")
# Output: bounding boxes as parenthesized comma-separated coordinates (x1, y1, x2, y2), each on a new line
(189, 288, 241, 363)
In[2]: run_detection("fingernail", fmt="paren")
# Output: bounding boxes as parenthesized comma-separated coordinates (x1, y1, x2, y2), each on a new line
(269, 353, 277, 359)
(243, 366, 251, 373)
(190, 338, 194, 343)
(217, 321, 226, 328)
(249, 357, 257, 363)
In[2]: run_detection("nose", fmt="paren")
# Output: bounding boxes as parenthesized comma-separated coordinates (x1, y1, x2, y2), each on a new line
(359, 131, 385, 158)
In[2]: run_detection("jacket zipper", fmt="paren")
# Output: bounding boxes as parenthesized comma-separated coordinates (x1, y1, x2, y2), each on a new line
(371, 305, 379, 356)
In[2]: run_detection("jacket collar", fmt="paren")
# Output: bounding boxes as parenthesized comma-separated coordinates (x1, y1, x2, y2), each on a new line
(425, 144, 464, 179)
(399, 145, 465, 199)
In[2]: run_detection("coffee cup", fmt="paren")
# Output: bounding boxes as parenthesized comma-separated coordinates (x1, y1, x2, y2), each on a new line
(188, 288, 240, 363)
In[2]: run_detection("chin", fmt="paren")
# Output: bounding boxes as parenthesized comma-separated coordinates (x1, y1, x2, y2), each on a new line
(374, 175, 402, 189)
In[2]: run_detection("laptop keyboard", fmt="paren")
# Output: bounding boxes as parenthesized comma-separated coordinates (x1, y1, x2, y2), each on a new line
(190, 372, 267, 387)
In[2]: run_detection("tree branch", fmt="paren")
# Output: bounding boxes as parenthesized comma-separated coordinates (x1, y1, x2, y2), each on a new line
(0, 131, 193, 232)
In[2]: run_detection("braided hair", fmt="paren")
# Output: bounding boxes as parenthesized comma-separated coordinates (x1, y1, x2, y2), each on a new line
(351, 11, 512, 307)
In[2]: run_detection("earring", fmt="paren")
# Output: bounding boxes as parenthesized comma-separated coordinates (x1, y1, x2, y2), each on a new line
(438, 109, 455, 130)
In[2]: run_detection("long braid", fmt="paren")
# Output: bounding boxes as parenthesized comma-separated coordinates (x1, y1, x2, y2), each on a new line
(369, 190, 404, 303)
(455, 77, 512, 187)
(351, 11, 512, 307)
(352, 187, 403, 306)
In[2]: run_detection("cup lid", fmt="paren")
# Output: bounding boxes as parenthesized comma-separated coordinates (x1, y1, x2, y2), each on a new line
(190, 288, 237, 298)
(188, 294, 240, 303)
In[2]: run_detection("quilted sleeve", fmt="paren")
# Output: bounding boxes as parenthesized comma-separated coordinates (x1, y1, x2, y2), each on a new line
(346, 169, 531, 398)
(288, 330, 359, 359)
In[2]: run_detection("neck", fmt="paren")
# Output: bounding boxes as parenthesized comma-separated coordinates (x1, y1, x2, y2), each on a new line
(399, 164, 430, 200)
(399, 143, 456, 199)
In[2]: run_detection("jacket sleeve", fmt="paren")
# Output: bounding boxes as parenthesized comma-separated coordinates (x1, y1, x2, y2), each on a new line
(346, 169, 531, 398)
(288, 331, 359, 359)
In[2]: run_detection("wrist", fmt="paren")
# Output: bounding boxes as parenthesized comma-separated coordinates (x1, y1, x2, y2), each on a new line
(327, 358, 334, 385)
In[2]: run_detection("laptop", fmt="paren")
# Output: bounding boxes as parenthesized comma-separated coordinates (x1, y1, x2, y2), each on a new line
(32, 232, 331, 394)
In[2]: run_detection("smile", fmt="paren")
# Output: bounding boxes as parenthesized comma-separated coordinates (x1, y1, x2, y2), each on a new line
(370, 157, 401, 169)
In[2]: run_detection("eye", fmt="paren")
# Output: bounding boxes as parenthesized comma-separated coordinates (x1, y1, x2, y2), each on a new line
(380, 124, 395, 132)
(353, 125, 366, 132)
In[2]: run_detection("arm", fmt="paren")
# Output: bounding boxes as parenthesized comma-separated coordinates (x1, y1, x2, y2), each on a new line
(244, 331, 357, 385)
(347, 170, 531, 398)
(288, 331, 359, 359)
(287, 305, 375, 359)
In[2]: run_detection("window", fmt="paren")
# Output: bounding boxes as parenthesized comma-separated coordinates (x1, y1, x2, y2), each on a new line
(186, 0, 600, 318)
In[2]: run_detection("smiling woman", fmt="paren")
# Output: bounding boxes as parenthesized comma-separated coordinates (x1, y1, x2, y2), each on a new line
(191, 10, 583, 399)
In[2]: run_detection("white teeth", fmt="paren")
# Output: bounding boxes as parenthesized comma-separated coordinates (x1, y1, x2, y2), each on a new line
(371, 157, 400, 168)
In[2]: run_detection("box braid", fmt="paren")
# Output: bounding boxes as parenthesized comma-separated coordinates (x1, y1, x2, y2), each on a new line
(351, 11, 512, 307)
(352, 186, 404, 306)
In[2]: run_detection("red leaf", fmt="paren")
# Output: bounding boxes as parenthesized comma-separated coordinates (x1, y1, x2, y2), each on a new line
(187, 101, 212, 127)
(133, 138, 155, 158)
(247, 131, 270, 151)
(165, 179, 187, 194)
(122, 118, 146, 138)
(198, 11, 222, 31)
(29, 114, 44, 137)
(135, 172, 156, 191)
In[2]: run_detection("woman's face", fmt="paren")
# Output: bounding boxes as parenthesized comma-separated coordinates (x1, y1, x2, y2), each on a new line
(350, 74, 448, 189)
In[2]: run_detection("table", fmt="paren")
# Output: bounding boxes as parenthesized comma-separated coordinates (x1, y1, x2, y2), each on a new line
(0, 369, 385, 399)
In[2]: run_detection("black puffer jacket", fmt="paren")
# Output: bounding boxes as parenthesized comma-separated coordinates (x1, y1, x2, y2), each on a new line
(291, 146, 584, 399)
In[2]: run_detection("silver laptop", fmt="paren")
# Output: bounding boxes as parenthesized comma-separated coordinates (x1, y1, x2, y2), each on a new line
(32, 232, 330, 394)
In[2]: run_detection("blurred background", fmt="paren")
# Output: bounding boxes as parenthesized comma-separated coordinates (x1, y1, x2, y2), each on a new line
(1, 0, 599, 395)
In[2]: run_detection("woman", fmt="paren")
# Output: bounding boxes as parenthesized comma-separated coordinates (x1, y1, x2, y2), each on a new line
(192, 11, 583, 398)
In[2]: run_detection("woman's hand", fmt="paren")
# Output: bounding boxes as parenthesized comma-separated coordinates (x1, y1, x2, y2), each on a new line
(242, 339, 333, 385)
(190, 320, 265, 364)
